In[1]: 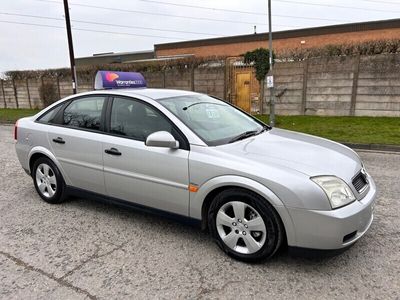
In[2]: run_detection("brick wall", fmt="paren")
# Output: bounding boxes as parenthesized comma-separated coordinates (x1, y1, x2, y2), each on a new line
(156, 28, 400, 58)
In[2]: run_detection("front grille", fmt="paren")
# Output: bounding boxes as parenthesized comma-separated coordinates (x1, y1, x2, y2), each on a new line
(352, 171, 368, 193)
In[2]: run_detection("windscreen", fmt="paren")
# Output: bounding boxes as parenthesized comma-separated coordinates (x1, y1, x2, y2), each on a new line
(159, 95, 264, 146)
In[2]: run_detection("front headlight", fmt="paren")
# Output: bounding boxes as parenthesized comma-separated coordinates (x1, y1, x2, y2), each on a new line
(311, 176, 356, 209)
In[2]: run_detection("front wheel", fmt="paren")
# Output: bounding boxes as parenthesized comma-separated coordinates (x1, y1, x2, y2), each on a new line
(32, 157, 66, 204)
(208, 188, 284, 262)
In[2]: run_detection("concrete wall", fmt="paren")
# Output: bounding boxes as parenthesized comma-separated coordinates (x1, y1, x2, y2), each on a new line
(264, 53, 400, 117)
(1, 53, 400, 117)
(0, 66, 226, 109)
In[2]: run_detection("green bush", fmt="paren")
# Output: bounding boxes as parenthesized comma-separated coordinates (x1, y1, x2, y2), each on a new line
(243, 48, 275, 82)
(39, 82, 58, 107)
(4, 56, 228, 81)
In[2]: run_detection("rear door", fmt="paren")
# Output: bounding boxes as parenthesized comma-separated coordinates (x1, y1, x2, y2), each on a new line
(47, 95, 107, 194)
(102, 96, 190, 216)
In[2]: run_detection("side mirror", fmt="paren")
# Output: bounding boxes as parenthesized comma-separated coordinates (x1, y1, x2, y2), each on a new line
(145, 131, 179, 149)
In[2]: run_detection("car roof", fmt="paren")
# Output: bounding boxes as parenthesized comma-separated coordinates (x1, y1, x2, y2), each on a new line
(92, 88, 200, 100)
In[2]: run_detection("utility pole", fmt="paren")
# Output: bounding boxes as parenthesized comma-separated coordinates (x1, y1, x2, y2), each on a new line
(268, 0, 275, 126)
(63, 0, 77, 94)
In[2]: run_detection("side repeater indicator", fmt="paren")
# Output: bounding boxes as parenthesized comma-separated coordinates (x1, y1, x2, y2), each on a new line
(189, 184, 199, 193)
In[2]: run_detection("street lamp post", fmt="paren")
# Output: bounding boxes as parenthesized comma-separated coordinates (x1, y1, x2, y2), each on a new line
(63, 0, 77, 94)
(268, 0, 275, 127)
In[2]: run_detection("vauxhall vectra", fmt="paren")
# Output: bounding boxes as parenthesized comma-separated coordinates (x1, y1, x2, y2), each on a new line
(15, 71, 376, 262)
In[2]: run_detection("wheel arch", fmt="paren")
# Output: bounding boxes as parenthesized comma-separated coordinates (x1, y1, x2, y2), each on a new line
(191, 175, 296, 246)
(28, 146, 71, 185)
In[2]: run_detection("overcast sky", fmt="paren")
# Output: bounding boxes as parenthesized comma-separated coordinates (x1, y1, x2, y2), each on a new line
(0, 0, 399, 73)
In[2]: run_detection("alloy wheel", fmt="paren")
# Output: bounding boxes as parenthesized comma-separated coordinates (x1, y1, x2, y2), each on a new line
(216, 201, 267, 254)
(35, 163, 57, 198)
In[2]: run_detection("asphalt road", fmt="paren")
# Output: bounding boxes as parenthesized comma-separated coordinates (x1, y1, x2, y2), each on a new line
(0, 124, 399, 300)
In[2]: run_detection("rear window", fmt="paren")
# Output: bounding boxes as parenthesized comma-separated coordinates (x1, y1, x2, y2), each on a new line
(36, 104, 63, 124)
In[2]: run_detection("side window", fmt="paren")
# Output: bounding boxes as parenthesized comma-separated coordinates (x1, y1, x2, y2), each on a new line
(63, 96, 105, 131)
(37, 104, 63, 124)
(110, 97, 172, 141)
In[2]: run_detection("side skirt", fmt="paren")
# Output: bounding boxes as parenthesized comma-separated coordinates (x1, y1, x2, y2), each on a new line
(66, 186, 202, 228)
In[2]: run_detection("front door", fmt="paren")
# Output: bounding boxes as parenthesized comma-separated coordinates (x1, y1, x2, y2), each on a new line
(235, 72, 251, 112)
(102, 96, 190, 216)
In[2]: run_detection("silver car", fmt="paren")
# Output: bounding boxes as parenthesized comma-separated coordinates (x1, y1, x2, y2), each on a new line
(15, 88, 376, 262)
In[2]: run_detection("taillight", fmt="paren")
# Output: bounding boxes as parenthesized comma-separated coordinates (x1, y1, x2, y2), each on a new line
(14, 120, 18, 140)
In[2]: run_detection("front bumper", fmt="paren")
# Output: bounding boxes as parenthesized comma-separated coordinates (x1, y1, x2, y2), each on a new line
(287, 176, 376, 250)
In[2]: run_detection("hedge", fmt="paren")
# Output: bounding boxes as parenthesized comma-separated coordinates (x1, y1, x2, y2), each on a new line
(4, 39, 400, 80)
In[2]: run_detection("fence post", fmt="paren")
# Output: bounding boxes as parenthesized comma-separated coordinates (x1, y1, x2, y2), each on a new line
(301, 59, 309, 115)
(56, 76, 61, 99)
(40, 76, 45, 108)
(224, 59, 229, 101)
(26, 79, 32, 109)
(224, 58, 232, 103)
(190, 64, 195, 91)
(1, 80, 6, 108)
(162, 69, 166, 88)
(350, 54, 360, 116)
(12, 79, 19, 109)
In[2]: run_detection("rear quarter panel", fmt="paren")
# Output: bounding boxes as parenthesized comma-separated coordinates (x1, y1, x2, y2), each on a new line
(15, 117, 72, 185)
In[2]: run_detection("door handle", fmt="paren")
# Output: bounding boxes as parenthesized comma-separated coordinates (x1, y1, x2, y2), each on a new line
(105, 148, 122, 156)
(52, 137, 65, 144)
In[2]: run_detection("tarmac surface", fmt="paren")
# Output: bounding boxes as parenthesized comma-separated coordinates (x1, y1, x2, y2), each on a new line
(0, 125, 399, 299)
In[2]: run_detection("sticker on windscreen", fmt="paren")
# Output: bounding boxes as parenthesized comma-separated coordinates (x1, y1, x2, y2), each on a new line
(206, 108, 220, 119)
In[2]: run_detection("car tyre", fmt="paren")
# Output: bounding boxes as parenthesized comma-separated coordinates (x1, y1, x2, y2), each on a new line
(32, 157, 66, 204)
(208, 188, 284, 262)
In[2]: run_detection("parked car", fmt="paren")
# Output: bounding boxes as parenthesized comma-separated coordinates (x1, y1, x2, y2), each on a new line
(14, 72, 376, 262)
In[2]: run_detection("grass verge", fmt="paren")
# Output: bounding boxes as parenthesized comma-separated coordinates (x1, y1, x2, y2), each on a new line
(255, 115, 400, 145)
(0, 109, 399, 145)
(0, 109, 40, 124)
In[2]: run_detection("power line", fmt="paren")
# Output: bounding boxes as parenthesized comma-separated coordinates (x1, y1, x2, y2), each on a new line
(361, 0, 400, 4)
(0, 12, 227, 37)
(33, 0, 302, 28)
(0, 20, 184, 40)
(0, 19, 65, 29)
(74, 20, 225, 37)
(0, 12, 61, 21)
(136, 0, 350, 22)
(74, 27, 184, 40)
(140, 0, 268, 15)
(275, 0, 400, 13)
(34, 0, 267, 26)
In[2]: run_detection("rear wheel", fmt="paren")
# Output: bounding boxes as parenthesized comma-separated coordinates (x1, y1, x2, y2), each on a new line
(32, 157, 66, 204)
(208, 188, 284, 262)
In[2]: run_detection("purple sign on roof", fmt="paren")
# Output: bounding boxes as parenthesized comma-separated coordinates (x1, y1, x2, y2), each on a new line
(94, 71, 147, 90)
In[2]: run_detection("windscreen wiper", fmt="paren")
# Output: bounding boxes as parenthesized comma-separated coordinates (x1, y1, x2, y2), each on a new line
(228, 130, 259, 143)
(182, 102, 226, 110)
